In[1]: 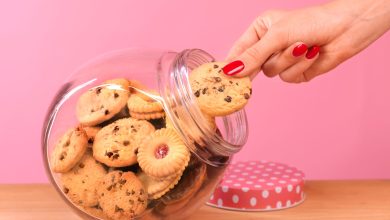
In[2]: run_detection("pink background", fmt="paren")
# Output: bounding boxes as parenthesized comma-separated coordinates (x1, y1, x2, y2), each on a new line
(1, 0, 389, 183)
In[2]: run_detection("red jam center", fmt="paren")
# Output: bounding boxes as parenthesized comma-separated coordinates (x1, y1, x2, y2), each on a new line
(155, 144, 169, 159)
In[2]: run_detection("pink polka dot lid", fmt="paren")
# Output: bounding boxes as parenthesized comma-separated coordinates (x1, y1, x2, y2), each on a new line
(207, 160, 305, 211)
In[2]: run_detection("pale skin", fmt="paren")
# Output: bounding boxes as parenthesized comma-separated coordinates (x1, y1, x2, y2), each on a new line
(227, 0, 390, 83)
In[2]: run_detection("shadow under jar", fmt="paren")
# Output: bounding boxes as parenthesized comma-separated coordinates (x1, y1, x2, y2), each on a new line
(42, 48, 249, 220)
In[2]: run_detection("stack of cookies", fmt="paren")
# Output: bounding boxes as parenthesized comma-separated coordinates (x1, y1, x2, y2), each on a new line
(50, 62, 252, 220)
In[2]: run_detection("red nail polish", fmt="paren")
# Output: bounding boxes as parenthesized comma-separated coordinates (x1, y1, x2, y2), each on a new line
(306, 46, 320, 59)
(222, 60, 245, 76)
(292, 43, 308, 57)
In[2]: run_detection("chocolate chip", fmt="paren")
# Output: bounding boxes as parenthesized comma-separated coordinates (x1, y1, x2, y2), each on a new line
(64, 187, 69, 194)
(229, 81, 233, 84)
(134, 148, 139, 155)
(59, 152, 67, 160)
(81, 180, 85, 184)
(112, 154, 120, 160)
(106, 185, 113, 191)
(236, 82, 239, 86)
(224, 96, 232, 102)
(90, 109, 95, 113)
(105, 151, 113, 158)
(96, 87, 102, 94)
(213, 64, 219, 69)
(78, 163, 85, 168)
(104, 110, 110, 115)
(129, 199, 134, 205)
(194, 90, 200, 97)
(218, 69, 222, 73)
(131, 190, 135, 195)
(202, 88, 208, 94)
(119, 179, 127, 185)
(114, 93, 119, 98)
(123, 140, 130, 146)
(250, 88, 252, 95)
(214, 77, 222, 82)
(244, 93, 250, 99)
(126, 190, 131, 196)
(218, 86, 225, 92)
(78, 200, 83, 204)
(101, 193, 104, 196)
(115, 205, 124, 212)
(212, 87, 216, 90)
(64, 141, 70, 147)
(113, 126, 119, 132)
(132, 128, 137, 132)
(87, 138, 94, 144)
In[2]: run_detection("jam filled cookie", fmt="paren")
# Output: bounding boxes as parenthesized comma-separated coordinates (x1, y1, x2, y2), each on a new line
(51, 126, 88, 173)
(61, 150, 107, 207)
(97, 171, 147, 220)
(189, 62, 252, 116)
(137, 128, 190, 179)
(76, 78, 130, 126)
(93, 118, 155, 167)
(138, 171, 183, 199)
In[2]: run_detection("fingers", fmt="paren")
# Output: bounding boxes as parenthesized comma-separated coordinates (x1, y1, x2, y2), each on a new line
(227, 29, 289, 78)
(262, 42, 308, 78)
(278, 46, 321, 83)
(226, 10, 286, 61)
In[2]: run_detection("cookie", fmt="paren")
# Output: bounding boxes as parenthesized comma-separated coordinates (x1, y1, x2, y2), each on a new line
(51, 126, 88, 173)
(83, 126, 101, 147)
(127, 93, 164, 113)
(137, 128, 190, 179)
(161, 159, 206, 205)
(80, 205, 112, 220)
(97, 171, 147, 220)
(76, 78, 130, 126)
(189, 62, 252, 116)
(130, 111, 165, 120)
(128, 80, 160, 103)
(61, 150, 107, 207)
(93, 118, 155, 167)
(138, 171, 183, 199)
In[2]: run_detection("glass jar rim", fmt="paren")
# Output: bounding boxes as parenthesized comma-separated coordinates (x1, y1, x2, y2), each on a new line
(158, 48, 249, 167)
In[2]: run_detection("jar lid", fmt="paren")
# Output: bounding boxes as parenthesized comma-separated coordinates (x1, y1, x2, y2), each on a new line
(206, 160, 305, 211)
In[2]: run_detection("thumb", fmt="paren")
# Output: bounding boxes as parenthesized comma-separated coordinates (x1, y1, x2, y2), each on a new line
(223, 30, 288, 78)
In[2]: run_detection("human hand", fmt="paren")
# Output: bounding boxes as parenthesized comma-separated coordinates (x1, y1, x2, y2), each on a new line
(223, 0, 390, 83)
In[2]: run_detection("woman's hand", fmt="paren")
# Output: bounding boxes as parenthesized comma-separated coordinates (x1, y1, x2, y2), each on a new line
(224, 0, 390, 83)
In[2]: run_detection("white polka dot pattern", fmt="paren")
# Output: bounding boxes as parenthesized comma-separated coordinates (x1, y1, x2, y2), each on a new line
(207, 161, 305, 211)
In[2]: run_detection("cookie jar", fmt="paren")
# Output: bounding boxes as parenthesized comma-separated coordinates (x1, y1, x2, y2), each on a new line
(42, 48, 249, 220)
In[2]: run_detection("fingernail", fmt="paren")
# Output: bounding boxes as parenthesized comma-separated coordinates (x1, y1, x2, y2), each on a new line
(306, 46, 320, 59)
(222, 60, 245, 76)
(292, 43, 308, 57)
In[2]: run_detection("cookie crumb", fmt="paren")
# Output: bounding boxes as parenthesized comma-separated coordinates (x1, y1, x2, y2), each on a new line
(123, 140, 130, 146)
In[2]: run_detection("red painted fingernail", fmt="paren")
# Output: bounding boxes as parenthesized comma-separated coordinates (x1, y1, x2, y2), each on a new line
(222, 60, 245, 76)
(306, 46, 320, 59)
(292, 43, 308, 57)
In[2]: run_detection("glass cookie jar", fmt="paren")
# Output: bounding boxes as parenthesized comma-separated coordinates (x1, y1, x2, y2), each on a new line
(42, 48, 249, 220)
